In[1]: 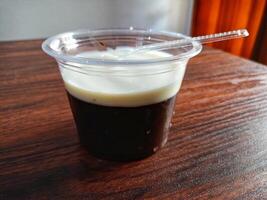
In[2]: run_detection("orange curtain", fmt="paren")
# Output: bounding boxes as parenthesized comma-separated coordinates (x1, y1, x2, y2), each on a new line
(192, 0, 266, 59)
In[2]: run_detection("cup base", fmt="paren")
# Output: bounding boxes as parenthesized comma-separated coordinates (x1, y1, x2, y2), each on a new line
(81, 143, 164, 162)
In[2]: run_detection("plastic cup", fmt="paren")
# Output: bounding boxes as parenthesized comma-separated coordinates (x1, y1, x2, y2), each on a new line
(42, 28, 202, 161)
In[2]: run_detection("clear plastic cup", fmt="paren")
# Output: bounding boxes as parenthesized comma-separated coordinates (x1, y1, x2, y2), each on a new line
(42, 28, 202, 161)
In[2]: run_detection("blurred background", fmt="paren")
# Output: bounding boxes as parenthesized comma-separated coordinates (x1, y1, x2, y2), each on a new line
(0, 0, 266, 64)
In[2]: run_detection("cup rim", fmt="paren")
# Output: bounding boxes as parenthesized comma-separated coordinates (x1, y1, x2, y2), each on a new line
(42, 28, 202, 66)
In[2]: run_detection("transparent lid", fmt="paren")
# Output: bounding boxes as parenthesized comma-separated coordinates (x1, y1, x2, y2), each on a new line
(42, 28, 202, 66)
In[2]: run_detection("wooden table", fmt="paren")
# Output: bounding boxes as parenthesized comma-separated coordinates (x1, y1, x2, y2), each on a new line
(0, 40, 266, 200)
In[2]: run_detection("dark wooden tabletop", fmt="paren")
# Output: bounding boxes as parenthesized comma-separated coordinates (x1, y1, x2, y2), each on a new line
(0, 40, 267, 200)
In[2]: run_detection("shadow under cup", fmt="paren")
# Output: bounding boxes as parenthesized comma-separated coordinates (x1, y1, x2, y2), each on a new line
(42, 29, 202, 161)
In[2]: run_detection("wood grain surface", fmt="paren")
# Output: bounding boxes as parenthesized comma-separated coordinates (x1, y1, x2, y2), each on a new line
(0, 40, 267, 200)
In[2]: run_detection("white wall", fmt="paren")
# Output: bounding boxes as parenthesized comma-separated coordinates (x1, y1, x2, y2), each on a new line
(0, 0, 194, 41)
